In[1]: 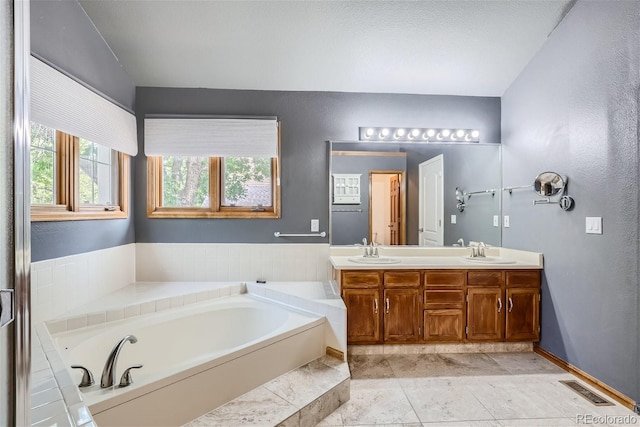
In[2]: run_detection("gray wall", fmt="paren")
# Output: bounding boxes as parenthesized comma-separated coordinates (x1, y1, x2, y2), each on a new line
(502, 0, 639, 402)
(31, 0, 134, 111)
(135, 88, 500, 244)
(30, 0, 136, 262)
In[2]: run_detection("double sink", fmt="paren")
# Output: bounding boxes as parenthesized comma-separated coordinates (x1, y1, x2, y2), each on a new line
(347, 255, 517, 265)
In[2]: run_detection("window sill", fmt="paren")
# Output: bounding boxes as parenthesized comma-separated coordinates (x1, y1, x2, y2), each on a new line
(31, 209, 128, 222)
(147, 208, 279, 219)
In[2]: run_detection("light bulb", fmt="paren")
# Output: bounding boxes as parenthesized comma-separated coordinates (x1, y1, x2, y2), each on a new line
(427, 129, 436, 137)
(471, 130, 480, 139)
(411, 129, 420, 137)
(421, 132, 429, 140)
(456, 129, 465, 138)
(441, 129, 451, 137)
(393, 128, 406, 139)
(451, 133, 458, 141)
(464, 134, 472, 141)
(436, 133, 444, 140)
(365, 128, 375, 138)
(380, 128, 390, 138)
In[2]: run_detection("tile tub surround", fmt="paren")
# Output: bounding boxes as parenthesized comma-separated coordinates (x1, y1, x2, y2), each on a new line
(136, 243, 331, 282)
(247, 281, 347, 357)
(318, 352, 638, 426)
(31, 243, 136, 323)
(35, 280, 344, 426)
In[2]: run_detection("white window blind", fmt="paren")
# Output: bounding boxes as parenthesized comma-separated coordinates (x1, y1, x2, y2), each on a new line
(30, 56, 138, 156)
(144, 118, 278, 158)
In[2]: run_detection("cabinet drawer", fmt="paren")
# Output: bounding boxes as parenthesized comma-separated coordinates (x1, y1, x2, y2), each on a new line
(467, 271, 504, 286)
(423, 271, 465, 287)
(341, 271, 382, 289)
(384, 271, 421, 288)
(506, 270, 540, 288)
(424, 289, 465, 309)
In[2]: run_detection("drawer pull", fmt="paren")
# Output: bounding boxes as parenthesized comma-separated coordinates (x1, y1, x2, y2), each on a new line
(508, 297, 514, 313)
(374, 298, 378, 314)
(386, 298, 390, 314)
(497, 297, 503, 313)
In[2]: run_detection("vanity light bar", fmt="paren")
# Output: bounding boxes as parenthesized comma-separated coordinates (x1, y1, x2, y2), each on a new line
(359, 127, 480, 143)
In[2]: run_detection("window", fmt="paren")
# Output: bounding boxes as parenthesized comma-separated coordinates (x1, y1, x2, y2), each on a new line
(30, 122, 129, 221)
(147, 155, 280, 218)
(145, 117, 281, 219)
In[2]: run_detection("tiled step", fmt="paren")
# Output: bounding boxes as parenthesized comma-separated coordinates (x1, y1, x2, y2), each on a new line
(183, 355, 350, 427)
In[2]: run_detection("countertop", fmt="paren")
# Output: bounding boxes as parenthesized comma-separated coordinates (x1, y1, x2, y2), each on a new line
(329, 246, 543, 270)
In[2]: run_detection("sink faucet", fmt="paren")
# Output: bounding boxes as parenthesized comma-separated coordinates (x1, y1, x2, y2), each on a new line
(457, 238, 465, 247)
(477, 242, 487, 257)
(101, 335, 137, 388)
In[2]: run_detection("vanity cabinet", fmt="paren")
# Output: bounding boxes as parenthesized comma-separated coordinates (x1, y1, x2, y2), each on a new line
(466, 270, 540, 342)
(340, 267, 541, 345)
(341, 271, 382, 343)
(341, 270, 421, 344)
(505, 271, 540, 341)
(383, 272, 422, 342)
(423, 271, 465, 342)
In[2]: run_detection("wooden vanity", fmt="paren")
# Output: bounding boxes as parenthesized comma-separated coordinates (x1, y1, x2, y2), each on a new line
(336, 266, 540, 345)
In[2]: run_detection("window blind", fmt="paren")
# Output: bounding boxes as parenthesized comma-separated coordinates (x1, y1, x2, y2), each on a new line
(30, 56, 138, 156)
(144, 118, 278, 158)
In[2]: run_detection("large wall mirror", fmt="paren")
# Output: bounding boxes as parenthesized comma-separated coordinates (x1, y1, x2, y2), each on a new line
(329, 141, 502, 247)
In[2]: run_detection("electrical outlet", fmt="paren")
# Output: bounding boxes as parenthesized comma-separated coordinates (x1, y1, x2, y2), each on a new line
(504, 215, 510, 228)
(451, 214, 457, 224)
(311, 219, 319, 232)
(493, 215, 499, 227)
(586, 217, 602, 234)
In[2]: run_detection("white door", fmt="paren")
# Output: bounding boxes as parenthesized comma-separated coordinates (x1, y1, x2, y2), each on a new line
(418, 155, 444, 246)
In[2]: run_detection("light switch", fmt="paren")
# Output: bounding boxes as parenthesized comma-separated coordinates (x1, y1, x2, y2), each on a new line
(493, 215, 499, 227)
(585, 217, 602, 235)
(311, 219, 319, 232)
(451, 215, 457, 224)
(503, 215, 510, 228)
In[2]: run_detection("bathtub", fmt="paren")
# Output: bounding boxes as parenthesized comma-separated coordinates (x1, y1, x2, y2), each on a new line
(52, 294, 326, 426)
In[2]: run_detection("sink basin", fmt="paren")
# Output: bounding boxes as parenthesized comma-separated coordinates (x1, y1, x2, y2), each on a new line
(462, 256, 517, 265)
(348, 256, 401, 265)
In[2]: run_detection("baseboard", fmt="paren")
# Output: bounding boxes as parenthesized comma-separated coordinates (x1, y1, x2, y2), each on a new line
(534, 345, 636, 411)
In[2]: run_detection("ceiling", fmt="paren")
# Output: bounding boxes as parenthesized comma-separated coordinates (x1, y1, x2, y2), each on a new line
(79, 0, 574, 97)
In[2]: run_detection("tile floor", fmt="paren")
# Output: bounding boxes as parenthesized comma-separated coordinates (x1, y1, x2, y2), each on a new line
(318, 352, 638, 426)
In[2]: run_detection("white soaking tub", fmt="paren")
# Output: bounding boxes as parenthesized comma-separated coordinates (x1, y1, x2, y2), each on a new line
(52, 294, 326, 426)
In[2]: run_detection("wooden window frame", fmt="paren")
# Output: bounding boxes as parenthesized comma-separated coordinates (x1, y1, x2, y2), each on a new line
(31, 130, 129, 222)
(147, 138, 281, 219)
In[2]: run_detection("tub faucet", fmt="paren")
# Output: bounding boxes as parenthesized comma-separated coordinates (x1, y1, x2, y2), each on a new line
(101, 335, 137, 388)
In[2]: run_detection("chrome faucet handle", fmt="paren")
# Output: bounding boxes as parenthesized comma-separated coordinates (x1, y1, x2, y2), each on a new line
(478, 242, 486, 257)
(119, 364, 143, 388)
(470, 247, 477, 258)
(71, 365, 94, 388)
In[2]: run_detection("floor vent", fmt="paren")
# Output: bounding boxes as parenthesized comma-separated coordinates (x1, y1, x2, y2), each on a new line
(560, 380, 614, 406)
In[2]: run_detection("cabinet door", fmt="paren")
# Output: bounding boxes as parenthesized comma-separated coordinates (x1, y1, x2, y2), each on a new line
(343, 288, 381, 344)
(505, 288, 540, 341)
(467, 287, 504, 341)
(424, 309, 464, 342)
(383, 288, 422, 342)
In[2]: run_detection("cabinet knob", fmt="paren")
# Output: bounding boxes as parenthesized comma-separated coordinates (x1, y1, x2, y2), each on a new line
(508, 297, 513, 313)
(373, 298, 378, 314)
(497, 297, 503, 313)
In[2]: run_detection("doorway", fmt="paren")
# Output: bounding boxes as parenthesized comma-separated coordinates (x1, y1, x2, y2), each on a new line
(369, 170, 405, 245)
(418, 155, 444, 246)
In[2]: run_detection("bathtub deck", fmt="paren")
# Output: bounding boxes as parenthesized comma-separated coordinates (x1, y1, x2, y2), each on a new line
(183, 355, 350, 427)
